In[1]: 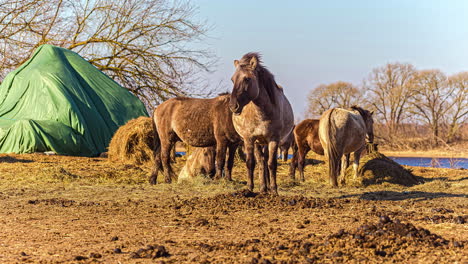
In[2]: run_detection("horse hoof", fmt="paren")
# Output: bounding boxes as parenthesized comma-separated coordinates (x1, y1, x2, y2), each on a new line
(149, 177, 157, 185)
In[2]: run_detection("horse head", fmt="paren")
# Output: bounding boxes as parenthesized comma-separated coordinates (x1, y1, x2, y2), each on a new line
(200, 146, 216, 177)
(229, 53, 261, 114)
(351, 106, 375, 143)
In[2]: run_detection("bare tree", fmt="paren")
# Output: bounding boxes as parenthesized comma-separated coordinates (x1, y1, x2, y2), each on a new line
(306, 81, 361, 117)
(446, 72, 468, 142)
(365, 63, 416, 135)
(410, 69, 453, 144)
(0, 0, 214, 108)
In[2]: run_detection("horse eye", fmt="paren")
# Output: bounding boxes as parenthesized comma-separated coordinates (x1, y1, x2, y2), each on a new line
(245, 77, 251, 82)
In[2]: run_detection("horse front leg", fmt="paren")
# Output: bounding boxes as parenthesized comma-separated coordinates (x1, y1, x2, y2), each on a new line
(268, 140, 279, 195)
(254, 143, 267, 193)
(263, 145, 270, 188)
(340, 154, 350, 185)
(224, 143, 237, 181)
(283, 147, 289, 162)
(244, 140, 256, 192)
(214, 141, 227, 180)
(297, 146, 308, 182)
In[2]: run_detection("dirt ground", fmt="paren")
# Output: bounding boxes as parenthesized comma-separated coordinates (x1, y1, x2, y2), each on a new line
(0, 153, 466, 263)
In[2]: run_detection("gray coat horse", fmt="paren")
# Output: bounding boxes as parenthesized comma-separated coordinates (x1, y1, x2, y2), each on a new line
(229, 53, 294, 194)
(318, 106, 374, 186)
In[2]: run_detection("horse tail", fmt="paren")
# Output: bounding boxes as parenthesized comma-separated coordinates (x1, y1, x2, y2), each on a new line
(323, 109, 341, 186)
(149, 110, 162, 184)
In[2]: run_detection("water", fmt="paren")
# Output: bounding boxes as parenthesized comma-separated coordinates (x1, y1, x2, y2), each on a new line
(182, 152, 468, 169)
(388, 157, 467, 169)
(279, 154, 468, 169)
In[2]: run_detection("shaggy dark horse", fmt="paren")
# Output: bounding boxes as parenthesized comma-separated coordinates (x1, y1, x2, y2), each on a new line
(150, 93, 241, 184)
(229, 53, 294, 194)
(288, 119, 324, 181)
(318, 106, 374, 187)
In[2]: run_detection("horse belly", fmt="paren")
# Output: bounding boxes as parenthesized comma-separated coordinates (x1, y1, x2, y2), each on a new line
(343, 134, 366, 154)
(173, 124, 216, 147)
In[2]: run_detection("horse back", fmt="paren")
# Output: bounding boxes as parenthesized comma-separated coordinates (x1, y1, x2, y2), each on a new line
(319, 108, 366, 154)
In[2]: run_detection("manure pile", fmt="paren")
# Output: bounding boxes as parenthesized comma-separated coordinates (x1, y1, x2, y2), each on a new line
(344, 151, 420, 186)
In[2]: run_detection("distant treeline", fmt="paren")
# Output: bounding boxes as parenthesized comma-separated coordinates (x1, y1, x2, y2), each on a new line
(306, 63, 467, 148)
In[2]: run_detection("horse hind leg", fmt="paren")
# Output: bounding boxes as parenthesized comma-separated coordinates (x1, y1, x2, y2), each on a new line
(149, 125, 162, 185)
(326, 149, 342, 187)
(340, 154, 350, 186)
(288, 143, 298, 180)
(149, 148, 161, 185)
(161, 141, 176, 183)
(353, 146, 365, 180)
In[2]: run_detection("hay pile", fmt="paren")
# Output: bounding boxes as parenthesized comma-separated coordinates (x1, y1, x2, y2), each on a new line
(108, 116, 154, 165)
(344, 151, 419, 187)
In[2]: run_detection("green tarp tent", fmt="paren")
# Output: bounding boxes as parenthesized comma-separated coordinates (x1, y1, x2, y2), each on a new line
(0, 44, 148, 156)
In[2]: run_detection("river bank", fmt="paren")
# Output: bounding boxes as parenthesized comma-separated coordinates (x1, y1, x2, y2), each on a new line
(381, 150, 467, 158)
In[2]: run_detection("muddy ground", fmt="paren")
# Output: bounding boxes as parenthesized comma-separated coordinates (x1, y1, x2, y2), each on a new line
(0, 153, 466, 263)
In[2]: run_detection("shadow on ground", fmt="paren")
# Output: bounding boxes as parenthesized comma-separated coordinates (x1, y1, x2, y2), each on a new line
(0, 156, 34, 163)
(339, 191, 467, 201)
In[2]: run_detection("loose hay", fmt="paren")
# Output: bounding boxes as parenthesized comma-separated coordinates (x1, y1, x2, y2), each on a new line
(108, 116, 154, 165)
(344, 151, 419, 187)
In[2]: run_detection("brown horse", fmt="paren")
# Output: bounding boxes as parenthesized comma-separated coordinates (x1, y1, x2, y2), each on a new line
(279, 128, 294, 161)
(289, 119, 324, 181)
(150, 93, 241, 184)
(229, 53, 294, 194)
(178, 146, 216, 183)
(318, 106, 374, 186)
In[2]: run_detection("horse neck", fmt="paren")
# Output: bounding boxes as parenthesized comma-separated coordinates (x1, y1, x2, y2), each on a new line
(252, 80, 277, 111)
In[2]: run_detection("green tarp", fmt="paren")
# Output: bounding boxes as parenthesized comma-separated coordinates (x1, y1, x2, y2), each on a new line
(0, 44, 148, 156)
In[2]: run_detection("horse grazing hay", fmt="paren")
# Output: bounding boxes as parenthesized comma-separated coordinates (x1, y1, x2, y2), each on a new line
(178, 146, 216, 183)
(108, 116, 154, 165)
(343, 151, 419, 187)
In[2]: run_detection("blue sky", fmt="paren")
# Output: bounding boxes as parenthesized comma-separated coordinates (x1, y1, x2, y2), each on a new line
(193, 0, 468, 118)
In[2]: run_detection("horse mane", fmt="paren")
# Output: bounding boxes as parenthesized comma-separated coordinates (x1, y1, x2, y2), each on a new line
(239, 52, 279, 105)
(350, 105, 370, 120)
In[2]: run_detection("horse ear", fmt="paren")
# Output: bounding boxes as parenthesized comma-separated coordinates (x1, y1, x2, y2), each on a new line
(234, 60, 239, 67)
(250, 56, 258, 69)
(370, 110, 374, 116)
